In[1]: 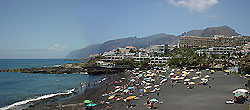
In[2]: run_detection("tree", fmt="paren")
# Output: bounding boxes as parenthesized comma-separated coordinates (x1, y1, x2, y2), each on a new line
(115, 48, 120, 54)
(129, 48, 135, 53)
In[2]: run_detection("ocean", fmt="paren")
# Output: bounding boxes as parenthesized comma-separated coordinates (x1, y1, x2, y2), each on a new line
(0, 59, 101, 110)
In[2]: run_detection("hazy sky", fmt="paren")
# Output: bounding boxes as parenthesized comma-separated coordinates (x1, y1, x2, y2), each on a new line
(0, 0, 250, 59)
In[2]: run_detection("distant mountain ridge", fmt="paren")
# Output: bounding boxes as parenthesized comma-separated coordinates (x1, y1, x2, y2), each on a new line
(181, 26, 240, 37)
(66, 33, 179, 59)
(66, 26, 241, 59)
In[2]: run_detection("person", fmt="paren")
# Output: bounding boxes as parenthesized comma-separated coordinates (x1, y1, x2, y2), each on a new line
(150, 102, 154, 109)
(157, 92, 160, 96)
(170, 82, 174, 87)
(88, 82, 90, 88)
(209, 85, 212, 88)
(146, 97, 150, 105)
(80, 83, 82, 92)
(101, 100, 105, 104)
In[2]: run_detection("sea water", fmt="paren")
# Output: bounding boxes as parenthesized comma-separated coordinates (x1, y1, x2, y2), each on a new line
(0, 59, 100, 109)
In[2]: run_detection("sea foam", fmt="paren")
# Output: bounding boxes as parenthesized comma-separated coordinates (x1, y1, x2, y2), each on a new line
(0, 88, 75, 110)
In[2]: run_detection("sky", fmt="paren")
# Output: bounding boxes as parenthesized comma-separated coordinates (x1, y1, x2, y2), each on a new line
(0, 0, 250, 59)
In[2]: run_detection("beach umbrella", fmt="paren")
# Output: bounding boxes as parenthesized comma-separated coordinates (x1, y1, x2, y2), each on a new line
(233, 89, 248, 93)
(130, 79, 136, 82)
(162, 79, 167, 82)
(171, 77, 178, 80)
(133, 72, 139, 75)
(189, 82, 195, 85)
(210, 70, 215, 72)
(146, 74, 151, 77)
(87, 103, 97, 107)
(184, 79, 190, 82)
(141, 89, 147, 93)
(192, 77, 199, 80)
(121, 78, 126, 80)
(123, 89, 129, 93)
(114, 89, 120, 93)
(170, 73, 174, 76)
(115, 86, 121, 88)
(245, 74, 250, 77)
(224, 70, 230, 73)
(84, 100, 92, 103)
(234, 91, 246, 97)
(196, 71, 202, 74)
(144, 86, 152, 89)
(108, 95, 115, 100)
(184, 72, 189, 75)
(151, 73, 156, 76)
(201, 78, 208, 81)
(138, 74, 143, 77)
(154, 85, 159, 87)
(127, 87, 135, 89)
(114, 81, 119, 84)
(146, 83, 151, 85)
(150, 99, 158, 102)
(126, 96, 136, 100)
(178, 77, 184, 80)
(204, 75, 210, 78)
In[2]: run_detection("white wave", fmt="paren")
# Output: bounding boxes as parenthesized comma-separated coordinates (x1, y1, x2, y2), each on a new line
(1, 88, 75, 110)
(53, 65, 61, 67)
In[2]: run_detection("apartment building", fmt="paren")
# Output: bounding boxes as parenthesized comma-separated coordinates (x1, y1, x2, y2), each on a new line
(179, 35, 250, 48)
(196, 47, 236, 55)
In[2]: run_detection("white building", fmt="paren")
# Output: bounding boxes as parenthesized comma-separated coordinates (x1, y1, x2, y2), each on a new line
(149, 44, 168, 55)
(241, 42, 250, 54)
(196, 47, 236, 55)
(101, 46, 136, 62)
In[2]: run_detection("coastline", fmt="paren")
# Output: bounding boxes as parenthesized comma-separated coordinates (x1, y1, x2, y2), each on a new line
(25, 72, 129, 110)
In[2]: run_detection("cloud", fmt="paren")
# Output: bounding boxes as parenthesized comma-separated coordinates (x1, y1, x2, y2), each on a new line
(48, 44, 68, 51)
(169, 0, 218, 12)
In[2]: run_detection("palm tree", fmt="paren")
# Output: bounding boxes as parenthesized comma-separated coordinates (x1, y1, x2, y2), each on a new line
(115, 48, 120, 54)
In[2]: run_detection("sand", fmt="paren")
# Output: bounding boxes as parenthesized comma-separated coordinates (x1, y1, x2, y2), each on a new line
(27, 70, 249, 110)
(131, 71, 249, 110)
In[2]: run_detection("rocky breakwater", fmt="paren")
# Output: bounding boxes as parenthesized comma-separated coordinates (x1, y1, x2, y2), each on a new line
(0, 63, 129, 75)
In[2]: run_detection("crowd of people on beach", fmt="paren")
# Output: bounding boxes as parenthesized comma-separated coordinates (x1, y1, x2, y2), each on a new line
(82, 67, 249, 109)
(82, 67, 218, 109)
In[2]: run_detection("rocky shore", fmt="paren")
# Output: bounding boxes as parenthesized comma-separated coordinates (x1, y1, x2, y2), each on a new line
(0, 63, 128, 75)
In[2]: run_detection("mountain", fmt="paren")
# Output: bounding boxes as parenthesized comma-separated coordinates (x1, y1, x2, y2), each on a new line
(65, 33, 179, 59)
(66, 26, 241, 59)
(181, 30, 203, 36)
(181, 26, 240, 37)
(66, 44, 101, 59)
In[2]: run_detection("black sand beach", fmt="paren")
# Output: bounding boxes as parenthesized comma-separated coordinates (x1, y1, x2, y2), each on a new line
(26, 72, 129, 110)
(27, 70, 249, 110)
(133, 71, 249, 110)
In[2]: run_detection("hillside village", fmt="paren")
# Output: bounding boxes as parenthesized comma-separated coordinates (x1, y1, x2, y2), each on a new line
(88, 35, 250, 74)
